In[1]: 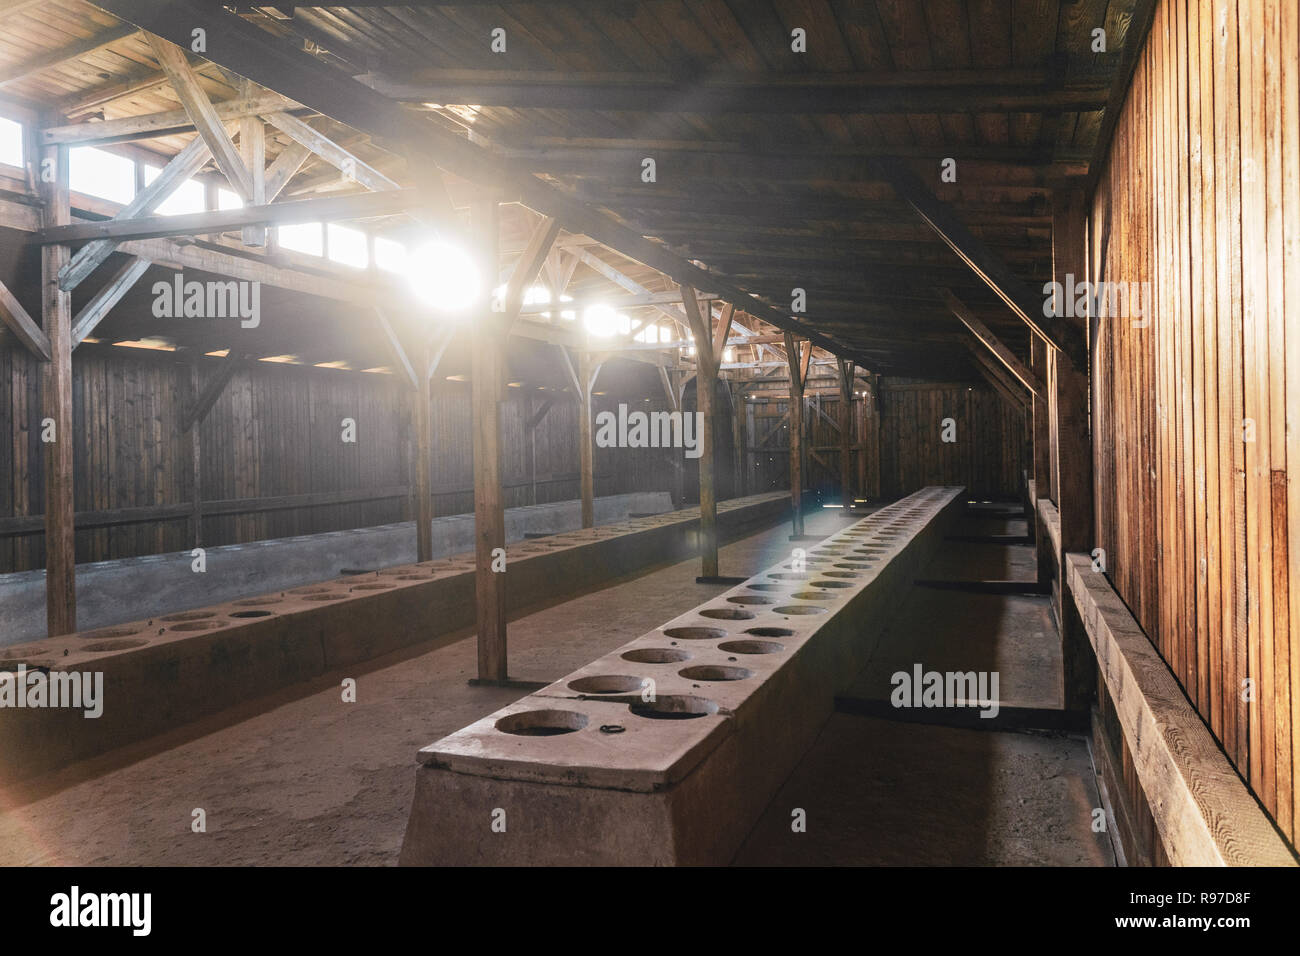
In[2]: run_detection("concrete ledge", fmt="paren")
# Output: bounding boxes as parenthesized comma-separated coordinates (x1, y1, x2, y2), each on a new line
(1037, 496, 1061, 558)
(399, 486, 966, 866)
(0, 492, 674, 647)
(1065, 553, 1296, 866)
(0, 492, 790, 782)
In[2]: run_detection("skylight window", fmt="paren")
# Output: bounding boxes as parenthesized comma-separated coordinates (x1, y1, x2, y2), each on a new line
(374, 236, 408, 273)
(0, 116, 22, 168)
(279, 221, 323, 256)
(327, 223, 368, 268)
(70, 146, 135, 204)
(143, 165, 205, 216)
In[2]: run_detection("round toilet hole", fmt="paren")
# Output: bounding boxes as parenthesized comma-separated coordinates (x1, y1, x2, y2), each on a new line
(78, 626, 140, 640)
(621, 647, 691, 664)
(663, 626, 727, 640)
(697, 607, 756, 621)
(567, 675, 647, 694)
(229, 609, 273, 618)
(774, 605, 827, 616)
(727, 594, 775, 606)
(719, 639, 784, 655)
(678, 665, 753, 681)
(83, 638, 148, 652)
(495, 709, 589, 736)
(160, 610, 215, 622)
(744, 626, 794, 638)
(628, 695, 718, 720)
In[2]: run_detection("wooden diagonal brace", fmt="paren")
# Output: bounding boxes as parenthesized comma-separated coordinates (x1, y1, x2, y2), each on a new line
(944, 288, 1044, 398)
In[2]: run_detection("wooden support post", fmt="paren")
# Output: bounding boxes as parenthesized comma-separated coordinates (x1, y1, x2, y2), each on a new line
(1051, 188, 1095, 713)
(188, 355, 202, 548)
(238, 79, 266, 247)
(784, 331, 808, 538)
(1031, 333, 1051, 558)
(415, 340, 433, 562)
(682, 293, 732, 579)
(472, 198, 507, 682)
(730, 383, 746, 498)
(659, 366, 685, 508)
(838, 358, 854, 511)
(855, 390, 867, 498)
(578, 348, 595, 529)
(40, 125, 74, 636)
(745, 400, 757, 489)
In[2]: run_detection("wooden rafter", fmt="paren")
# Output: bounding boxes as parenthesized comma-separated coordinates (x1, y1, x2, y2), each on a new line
(0, 277, 51, 360)
(36, 187, 423, 244)
(876, 156, 1084, 366)
(944, 288, 1044, 398)
(59, 132, 215, 290)
(147, 33, 253, 198)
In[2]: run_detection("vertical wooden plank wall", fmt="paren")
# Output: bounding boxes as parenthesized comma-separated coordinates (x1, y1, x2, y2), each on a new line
(0, 345, 682, 572)
(875, 380, 1026, 499)
(1091, 0, 1298, 845)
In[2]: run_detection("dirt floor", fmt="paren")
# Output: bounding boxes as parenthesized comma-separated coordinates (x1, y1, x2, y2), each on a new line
(0, 501, 1115, 866)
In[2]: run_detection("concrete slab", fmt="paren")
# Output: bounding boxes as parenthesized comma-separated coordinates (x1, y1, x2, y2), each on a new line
(0, 492, 791, 782)
(399, 487, 967, 865)
(0, 492, 674, 647)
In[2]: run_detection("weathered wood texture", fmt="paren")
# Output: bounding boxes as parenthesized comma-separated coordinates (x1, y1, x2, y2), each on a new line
(1091, 0, 1299, 845)
(875, 380, 1025, 500)
(0, 343, 682, 572)
(743, 380, 1024, 502)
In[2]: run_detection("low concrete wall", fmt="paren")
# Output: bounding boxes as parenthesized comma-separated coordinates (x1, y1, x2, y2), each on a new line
(0, 492, 791, 782)
(399, 486, 966, 866)
(0, 492, 673, 647)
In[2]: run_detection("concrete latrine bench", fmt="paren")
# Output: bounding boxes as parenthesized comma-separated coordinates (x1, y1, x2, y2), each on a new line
(0, 492, 791, 783)
(400, 485, 966, 866)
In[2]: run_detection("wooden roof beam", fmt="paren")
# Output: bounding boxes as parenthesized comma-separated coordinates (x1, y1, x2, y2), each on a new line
(59, 130, 215, 290)
(944, 288, 1044, 398)
(36, 186, 425, 244)
(362, 74, 1109, 115)
(41, 93, 295, 146)
(500, 215, 561, 333)
(89, 0, 860, 365)
(147, 33, 253, 198)
(0, 278, 51, 360)
(875, 156, 1084, 367)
